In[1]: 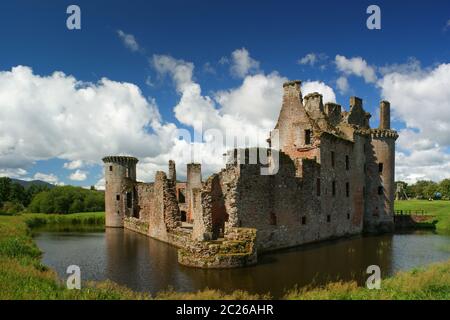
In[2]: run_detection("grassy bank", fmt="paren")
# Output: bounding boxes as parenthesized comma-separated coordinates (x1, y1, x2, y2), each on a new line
(285, 260, 450, 299)
(1, 211, 450, 299)
(395, 200, 450, 232)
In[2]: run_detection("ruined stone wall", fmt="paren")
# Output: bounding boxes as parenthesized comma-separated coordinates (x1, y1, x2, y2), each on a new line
(187, 163, 202, 223)
(135, 182, 154, 222)
(145, 171, 180, 241)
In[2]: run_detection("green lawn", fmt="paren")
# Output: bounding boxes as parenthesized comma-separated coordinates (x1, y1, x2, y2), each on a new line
(395, 200, 450, 232)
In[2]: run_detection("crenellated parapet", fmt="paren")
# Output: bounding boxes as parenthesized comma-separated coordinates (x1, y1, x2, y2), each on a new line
(354, 128, 398, 140)
(102, 156, 139, 166)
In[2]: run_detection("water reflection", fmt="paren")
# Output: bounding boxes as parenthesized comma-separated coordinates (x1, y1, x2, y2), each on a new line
(34, 228, 450, 298)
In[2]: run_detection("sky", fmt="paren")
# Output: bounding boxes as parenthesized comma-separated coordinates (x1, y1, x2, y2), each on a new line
(0, 0, 450, 188)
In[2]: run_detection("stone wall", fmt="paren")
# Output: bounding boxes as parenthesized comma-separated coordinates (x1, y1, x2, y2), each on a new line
(178, 227, 257, 268)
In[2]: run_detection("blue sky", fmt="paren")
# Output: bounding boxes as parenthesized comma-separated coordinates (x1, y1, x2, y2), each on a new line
(0, 0, 450, 187)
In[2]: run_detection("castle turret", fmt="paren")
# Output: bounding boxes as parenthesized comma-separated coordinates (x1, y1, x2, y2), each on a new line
(102, 156, 138, 228)
(364, 101, 398, 232)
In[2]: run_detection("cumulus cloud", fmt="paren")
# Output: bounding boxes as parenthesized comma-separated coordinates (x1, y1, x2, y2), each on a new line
(0, 65, 177, 178)
(335, 55, 377, 83)
(69, 169, 88, 181)
(229, 48, 260, 78)
(378, 61, 450, 183)
(117, 30, 140, 52)
(63, 160, 84, 170)
(33, 172, 60, 184)
(302, 81, 336, 103)
(0, 168, 28, 179)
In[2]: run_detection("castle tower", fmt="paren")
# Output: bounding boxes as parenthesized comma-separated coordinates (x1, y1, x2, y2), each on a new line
(364, 101, 398, 232)
(102, 156, 138, 228)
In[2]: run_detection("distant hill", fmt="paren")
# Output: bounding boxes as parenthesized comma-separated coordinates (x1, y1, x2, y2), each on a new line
(10, 178, 55, 189)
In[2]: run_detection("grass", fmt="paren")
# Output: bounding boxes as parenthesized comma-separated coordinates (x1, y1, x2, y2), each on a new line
(395, 199, 450, 232)
(284, 260, 450, 299)
(1, 209, 450, 299)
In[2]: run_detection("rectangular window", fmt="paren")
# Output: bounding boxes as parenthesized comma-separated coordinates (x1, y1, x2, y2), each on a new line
(345, 155, 349, 170)
(126, 192, 132, 209)
(316, 178, 321, 196)
(331, 151, 335, 167)
(305, 129, 311, 145)
(378, 186, 384, 195)
(270, 212, 277, 226)
(109, 166, 113, 172)
(327, 215, 331, 223)
(347, 213, 350, 220)
(116, 194, 120, 201)
(332, 180, 336, 196)
(346, 182, 350, 197)
(378, 163, 383, 173)
(302, 216, 307, 225)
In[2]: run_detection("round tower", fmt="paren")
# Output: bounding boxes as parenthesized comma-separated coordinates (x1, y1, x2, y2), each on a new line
(102, 156, 138, 228)
(365, 101, 398, 232)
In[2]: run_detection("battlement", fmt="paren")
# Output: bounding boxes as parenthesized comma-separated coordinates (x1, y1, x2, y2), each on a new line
(283, 80, 301, 87)
(354, 128, 399, 139)
(102, 156, 139, 165)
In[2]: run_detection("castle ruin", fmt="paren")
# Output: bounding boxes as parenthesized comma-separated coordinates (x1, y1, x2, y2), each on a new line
(103, 80, 398, 268)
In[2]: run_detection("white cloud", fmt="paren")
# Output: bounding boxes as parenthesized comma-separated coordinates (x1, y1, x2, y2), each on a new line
(335, 55, 377, 83)
(378, 61, 450, 183)
(33, 172, 60, 184)
(230, 48, 260, 78)
(298, 53, 317, 66)
(0, 168, 27, 179)
(69, 169, 88, 181)
(302, 81, 336, 103)
(94, 178, 105, 191)
(0, 65, 177, 177)
(63, 160, 84, 170)
(117, 30, 140, 52)
(445, 19, 450, 31)
(336, 76, 349, 94)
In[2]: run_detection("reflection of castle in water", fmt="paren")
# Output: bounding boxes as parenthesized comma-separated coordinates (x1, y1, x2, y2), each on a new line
(103, 227, 395, 296)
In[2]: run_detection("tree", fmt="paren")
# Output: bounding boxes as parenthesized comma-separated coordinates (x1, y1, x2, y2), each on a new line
(439, 179, 450, 199)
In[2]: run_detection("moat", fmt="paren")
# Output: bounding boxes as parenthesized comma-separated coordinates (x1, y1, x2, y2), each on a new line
(34, 228, 450, 298)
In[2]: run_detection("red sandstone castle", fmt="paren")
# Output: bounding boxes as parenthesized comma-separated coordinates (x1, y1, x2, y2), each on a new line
(103, 80, 398, 268)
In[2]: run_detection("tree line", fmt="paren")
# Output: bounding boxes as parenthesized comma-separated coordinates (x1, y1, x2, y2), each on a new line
(397, 179, 450, 200)
(0, 177, 104, 214)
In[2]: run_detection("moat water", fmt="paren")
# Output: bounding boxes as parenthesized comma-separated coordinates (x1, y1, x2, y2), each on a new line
(34, 228, 450, 298)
